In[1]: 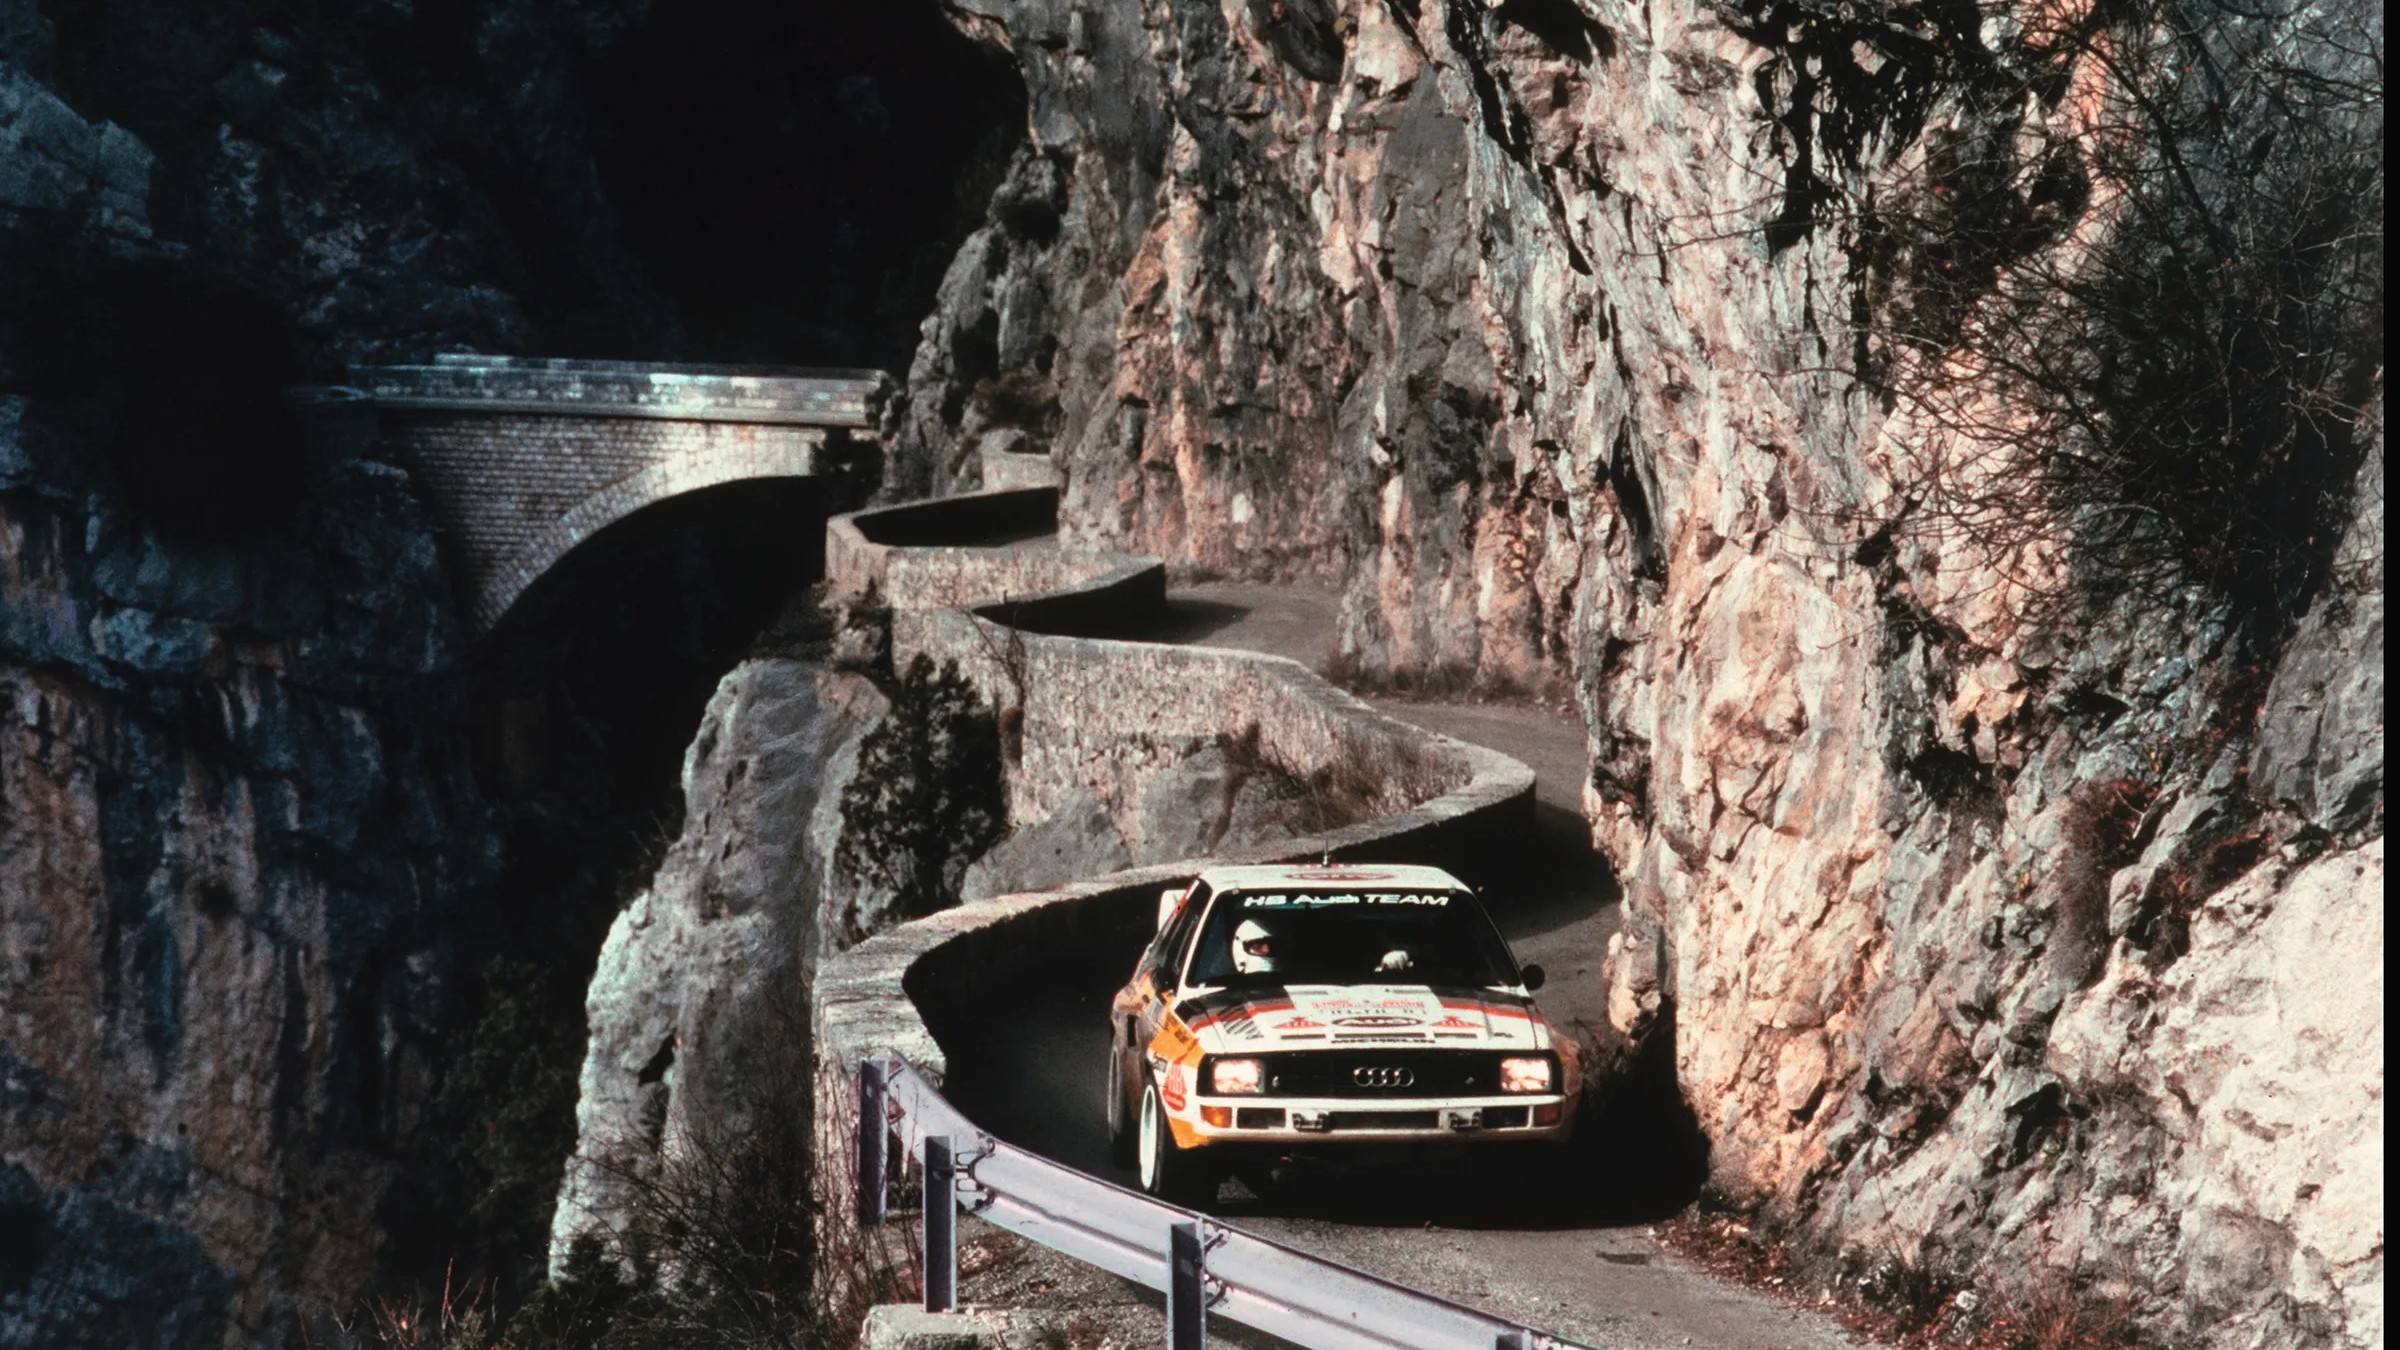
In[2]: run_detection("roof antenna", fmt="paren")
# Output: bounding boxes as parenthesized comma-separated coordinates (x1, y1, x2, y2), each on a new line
(1320, 849, 1332, 867)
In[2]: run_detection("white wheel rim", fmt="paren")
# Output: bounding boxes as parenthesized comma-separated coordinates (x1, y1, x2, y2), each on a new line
(1138, 1086, 1161, 1189)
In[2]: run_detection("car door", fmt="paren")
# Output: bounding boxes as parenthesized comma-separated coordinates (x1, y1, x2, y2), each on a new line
(1107, 882, 1196, 1100)
(1130, 883, 1208, 1071)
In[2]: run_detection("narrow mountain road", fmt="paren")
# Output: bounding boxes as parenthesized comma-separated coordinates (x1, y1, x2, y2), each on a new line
(943, 581, 1864, 1350)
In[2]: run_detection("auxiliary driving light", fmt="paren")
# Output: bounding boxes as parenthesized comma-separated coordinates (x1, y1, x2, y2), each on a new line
(1208, 1057, 1266, 1094)
(1499, 1056, 1554, 1093)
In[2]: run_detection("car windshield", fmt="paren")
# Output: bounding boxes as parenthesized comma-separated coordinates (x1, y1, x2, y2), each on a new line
(1184, 888, 1521, 989)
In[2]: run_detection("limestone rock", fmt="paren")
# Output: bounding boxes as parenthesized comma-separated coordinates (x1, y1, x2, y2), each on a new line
(2049, 841, 2384, 1347)
(860, 1304, 1061, 1350)
(959, 788, 1131, 902)
(2252, 429, 2385, 837)
(550, 659, 885, 1269)
(912, 2, 2386, 1344)
(1132, 741, 1312, 865)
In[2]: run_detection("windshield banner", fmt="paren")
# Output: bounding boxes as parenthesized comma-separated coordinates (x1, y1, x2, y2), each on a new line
(1237, 891, 1457, 908)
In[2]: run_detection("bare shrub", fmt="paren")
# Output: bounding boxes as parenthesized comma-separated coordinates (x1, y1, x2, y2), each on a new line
(1289, 734, 1406, 834)
(319, 1266, 500, 1349)
(1214, 720, 1432, 837)
(1725, 0, 2384, 634)
(956, 610, 1031, 765)
(1850, 0, 2384, 633)
(834, 653, 1005, 936)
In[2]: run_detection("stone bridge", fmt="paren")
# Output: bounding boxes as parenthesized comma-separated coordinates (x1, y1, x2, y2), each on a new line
(345, 355, 888, 632)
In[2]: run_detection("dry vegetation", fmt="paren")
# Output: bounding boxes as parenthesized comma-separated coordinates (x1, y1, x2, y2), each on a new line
(833, 653, 1006, 938)
(1847, 0, 2384, 634)
(1665, 1213, 2149, 1350)
(342, 982, 908, 1348)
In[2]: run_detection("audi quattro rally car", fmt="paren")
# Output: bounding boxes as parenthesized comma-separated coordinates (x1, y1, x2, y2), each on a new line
(1105, 862, 1580, 1202)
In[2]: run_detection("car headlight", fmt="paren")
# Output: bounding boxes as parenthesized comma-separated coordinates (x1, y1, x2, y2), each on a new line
(1498, 1056, 1554, 1093)
(1208, 1057, 1265, 1095)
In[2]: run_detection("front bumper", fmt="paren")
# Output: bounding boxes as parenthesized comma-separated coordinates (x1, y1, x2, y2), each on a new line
(1182, 1094, 1575, 1146)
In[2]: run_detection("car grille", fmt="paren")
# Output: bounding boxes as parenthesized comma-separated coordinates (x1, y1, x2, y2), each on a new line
(1258, 1050, 1519, 1099)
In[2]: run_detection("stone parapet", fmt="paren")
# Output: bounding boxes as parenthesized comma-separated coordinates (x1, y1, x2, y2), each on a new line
(355, 357, 888, 427)
(827, 488, 1166, 624)
(809, 489, 1534, 1318)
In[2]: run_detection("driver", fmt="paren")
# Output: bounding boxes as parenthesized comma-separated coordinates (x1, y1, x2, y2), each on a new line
(1230, 918, 1278, 975)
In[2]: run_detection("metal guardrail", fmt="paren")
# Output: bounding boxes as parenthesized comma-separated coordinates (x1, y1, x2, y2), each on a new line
(857, 1053, 1594, 1350)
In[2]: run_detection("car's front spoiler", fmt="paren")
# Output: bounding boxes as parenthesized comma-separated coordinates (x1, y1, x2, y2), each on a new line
(1181, 1094, 1574, 1147)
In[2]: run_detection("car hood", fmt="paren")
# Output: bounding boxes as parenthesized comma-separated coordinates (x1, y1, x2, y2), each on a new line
(1179, 984, 1552, 1053)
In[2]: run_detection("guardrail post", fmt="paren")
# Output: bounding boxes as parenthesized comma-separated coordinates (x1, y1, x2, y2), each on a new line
(924, 1135, 957, 1313)
(856, 1058, 887, 1225)
(1168, 1220, 1205, 1350)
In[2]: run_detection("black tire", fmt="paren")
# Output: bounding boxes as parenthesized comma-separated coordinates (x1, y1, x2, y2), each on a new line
(1136, 1078, 1213, 1207)
(1103, 1037, 1136, 1167)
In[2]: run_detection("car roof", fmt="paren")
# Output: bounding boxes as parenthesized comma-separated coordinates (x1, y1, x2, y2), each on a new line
(1192, 862, 1471, 891)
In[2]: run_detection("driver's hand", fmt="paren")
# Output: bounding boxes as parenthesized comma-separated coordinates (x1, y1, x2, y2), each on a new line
(1376, 949, 1414, 973)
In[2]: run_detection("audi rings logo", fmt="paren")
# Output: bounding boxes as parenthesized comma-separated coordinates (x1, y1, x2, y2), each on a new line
(1352, 1066, 1416, 1089)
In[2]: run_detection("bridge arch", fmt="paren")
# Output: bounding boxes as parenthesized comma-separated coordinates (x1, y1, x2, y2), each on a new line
(347, 357, 887, 632)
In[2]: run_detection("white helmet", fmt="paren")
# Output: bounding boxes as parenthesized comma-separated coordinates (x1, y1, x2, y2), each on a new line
(1231, 918, 1278, 975)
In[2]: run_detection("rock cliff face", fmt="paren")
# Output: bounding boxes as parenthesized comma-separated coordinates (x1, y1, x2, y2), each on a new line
(5, 22, 595, 1339)
(549, 659, 886, 1268)
(0, 384, 493, 1343)
(902, 1, 2384, 1344)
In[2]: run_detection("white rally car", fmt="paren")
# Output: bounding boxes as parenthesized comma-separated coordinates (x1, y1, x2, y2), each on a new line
(1105, 862, 1579, 1203)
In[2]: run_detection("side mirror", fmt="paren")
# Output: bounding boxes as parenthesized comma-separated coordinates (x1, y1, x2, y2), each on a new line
(1519, 963, 1546, 992)
(1157, 888, 1183, 933)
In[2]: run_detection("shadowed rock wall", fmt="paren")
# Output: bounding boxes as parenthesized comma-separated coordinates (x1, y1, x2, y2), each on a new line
(0, 428, 492, 1345)
(3, 2, 1021, 1339)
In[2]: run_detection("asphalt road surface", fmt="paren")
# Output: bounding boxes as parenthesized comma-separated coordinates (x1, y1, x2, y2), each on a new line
(941, 582, 1866, 1350)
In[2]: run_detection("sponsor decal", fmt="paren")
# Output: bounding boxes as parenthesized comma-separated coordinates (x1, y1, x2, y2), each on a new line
(1149, 1014, 1202, 1066)
(1333, 1015, 1423, 1028)
(1185, 995, 1293, 1034)
(1162, 1063, 1188, 1111)
(1285, 869, 1393, 881)
(1239, 891, 1456, 909)
(1431, 1015, 1481, 1030)
(1276, 1016, 1325, 1031)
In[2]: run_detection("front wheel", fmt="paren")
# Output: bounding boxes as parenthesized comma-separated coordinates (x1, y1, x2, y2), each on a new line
(1137, 1079, 1212, 1207)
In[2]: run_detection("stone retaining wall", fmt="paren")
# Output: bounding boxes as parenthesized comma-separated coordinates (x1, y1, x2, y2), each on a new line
(826, 488, 1163, 619)
(810, 491, 1535, 1316)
